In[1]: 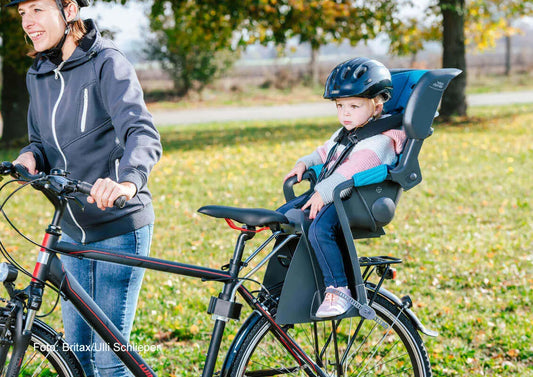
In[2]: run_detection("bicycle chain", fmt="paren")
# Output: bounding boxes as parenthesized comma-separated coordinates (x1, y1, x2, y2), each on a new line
(324, 287, 388, 328)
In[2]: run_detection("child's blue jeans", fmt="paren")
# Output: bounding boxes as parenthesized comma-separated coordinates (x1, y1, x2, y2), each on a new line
(60, 224, 153, 377)
(278, 195, 348, 288)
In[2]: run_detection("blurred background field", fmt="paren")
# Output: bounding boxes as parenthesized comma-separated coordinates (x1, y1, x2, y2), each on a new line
(0, 103, 531, 376)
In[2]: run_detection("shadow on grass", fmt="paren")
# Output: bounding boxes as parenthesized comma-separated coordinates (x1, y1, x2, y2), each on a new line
(160, 118, 337, 152)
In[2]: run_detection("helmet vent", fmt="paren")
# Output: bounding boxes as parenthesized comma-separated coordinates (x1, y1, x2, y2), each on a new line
(353, 65, 368, 79)
(341, 67, 352, 80)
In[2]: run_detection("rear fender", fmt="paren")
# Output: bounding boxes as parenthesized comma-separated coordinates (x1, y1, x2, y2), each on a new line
(367, 283, 438, 337)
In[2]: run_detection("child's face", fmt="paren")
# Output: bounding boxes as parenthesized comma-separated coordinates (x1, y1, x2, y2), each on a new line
(335, 97, 382, 130)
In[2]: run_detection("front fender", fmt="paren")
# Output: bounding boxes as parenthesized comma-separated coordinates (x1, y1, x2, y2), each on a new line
(367, 283, 438, 337)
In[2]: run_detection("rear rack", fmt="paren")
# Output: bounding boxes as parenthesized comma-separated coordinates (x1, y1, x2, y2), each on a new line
(358, 256, 402, 266)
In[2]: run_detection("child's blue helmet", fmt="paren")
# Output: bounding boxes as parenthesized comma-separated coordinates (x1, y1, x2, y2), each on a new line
(324, 57, 392, 102)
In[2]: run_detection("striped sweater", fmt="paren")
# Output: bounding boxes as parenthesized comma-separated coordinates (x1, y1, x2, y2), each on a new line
(297, 127, 406, 204)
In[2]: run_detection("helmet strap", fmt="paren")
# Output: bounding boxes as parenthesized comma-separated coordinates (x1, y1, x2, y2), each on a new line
(41, 24, 70, 65)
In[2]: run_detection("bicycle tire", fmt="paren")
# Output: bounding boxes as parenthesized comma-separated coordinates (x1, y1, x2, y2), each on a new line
(0, 315, 85, 377)
(228, 291, 432, 377)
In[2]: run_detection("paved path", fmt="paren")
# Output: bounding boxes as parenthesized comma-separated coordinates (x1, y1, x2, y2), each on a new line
(1, 91, 532, 134)
(152, 90, 533, 126)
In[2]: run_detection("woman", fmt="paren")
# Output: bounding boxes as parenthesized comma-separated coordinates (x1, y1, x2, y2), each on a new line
(8, 0, 162, 375)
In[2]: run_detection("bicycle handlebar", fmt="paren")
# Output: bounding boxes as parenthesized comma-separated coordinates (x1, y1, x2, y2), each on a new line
(0, 162, 126, 209)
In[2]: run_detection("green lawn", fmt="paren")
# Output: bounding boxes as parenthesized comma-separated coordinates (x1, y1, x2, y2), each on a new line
(0, 104, 532, 376)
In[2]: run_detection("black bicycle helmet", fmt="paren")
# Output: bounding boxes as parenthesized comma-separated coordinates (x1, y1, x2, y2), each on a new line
(324, 57, 392, 102)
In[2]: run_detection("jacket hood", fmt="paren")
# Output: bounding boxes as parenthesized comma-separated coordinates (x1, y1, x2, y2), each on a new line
(28, 19, 115, 75)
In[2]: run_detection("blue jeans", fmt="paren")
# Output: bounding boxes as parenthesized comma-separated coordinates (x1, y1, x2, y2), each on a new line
(278, 196, 348, 287)
(60, 224, 153, 377)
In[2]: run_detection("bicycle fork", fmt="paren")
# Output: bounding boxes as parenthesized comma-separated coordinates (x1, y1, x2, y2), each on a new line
(0, 232, 52, 376)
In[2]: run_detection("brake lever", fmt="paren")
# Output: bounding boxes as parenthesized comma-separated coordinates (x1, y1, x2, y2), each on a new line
(65, 195, 85, 210)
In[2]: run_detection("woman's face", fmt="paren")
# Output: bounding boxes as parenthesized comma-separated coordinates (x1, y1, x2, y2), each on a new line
(18, 0, 66, 52)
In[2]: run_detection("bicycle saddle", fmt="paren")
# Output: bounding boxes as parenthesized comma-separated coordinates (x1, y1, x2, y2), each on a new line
(198, 205, 289, 227)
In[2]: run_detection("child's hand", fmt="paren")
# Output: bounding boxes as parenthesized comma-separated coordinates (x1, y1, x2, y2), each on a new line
(283, 162, 307, 183)
(301, 192, 325, 219)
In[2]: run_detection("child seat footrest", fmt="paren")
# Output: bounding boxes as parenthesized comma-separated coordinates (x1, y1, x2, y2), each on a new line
(324, 287, 385, 328)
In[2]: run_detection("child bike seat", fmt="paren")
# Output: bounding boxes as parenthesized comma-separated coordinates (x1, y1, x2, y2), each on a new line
(275, 68, 461, 324)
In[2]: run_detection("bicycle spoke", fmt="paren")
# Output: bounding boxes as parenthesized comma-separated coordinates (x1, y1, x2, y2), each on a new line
(245, 366, 302, 376)
(354, 311, 404, 376)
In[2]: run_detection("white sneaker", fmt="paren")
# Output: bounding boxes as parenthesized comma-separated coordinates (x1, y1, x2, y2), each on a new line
(315, 286, 352, 318)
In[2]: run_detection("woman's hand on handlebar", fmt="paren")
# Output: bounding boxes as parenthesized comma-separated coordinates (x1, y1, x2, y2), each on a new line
(87, 178, 136, 210)
(283, 162, 307, 183)
(12, 152, 38, 175)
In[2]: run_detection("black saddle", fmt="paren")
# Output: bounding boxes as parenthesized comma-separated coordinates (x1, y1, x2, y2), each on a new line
(198, 205, 289, 227)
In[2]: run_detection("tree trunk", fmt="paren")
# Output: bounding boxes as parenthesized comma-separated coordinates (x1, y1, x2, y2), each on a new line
(439, 0, 467, 117)
(309, 45, 320, 86)
(0, 7, 32, 146)
(505, 34, 511, 76)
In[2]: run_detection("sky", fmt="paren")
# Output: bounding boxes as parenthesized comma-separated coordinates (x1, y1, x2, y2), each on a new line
(81, 1, 150, 50)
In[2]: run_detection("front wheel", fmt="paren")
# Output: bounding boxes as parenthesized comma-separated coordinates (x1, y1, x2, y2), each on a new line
(0, 315, 85, 377)
(227, 292, 432, 376)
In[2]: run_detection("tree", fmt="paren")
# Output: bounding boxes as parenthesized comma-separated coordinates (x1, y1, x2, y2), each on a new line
(148, 0, 242, 97)
(439, 0, 467, 117)
(465, 1, 533, 76)
(0, 4, 32, 146)
(393, 0, 533, 117)
(245, 0, 400, 86)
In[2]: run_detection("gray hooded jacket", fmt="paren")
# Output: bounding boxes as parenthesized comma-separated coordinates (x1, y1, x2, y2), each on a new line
(21, 20, 162, 243)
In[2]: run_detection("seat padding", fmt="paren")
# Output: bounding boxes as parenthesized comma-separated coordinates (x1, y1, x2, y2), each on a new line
(198, 205, 289, 227)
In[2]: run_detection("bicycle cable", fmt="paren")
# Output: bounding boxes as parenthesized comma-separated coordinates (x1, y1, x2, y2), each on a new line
(0, 178, 63, 295)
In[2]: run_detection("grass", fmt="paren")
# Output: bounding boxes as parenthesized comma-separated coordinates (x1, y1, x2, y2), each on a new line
(466, 72, 533, 94)
(0, 103, 532, 376)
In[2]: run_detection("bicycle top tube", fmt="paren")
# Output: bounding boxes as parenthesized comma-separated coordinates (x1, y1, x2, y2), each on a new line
(55, 240, 233, 281)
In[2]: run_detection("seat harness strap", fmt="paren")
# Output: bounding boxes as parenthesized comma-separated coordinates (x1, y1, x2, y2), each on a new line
(317, 113, 403, 183)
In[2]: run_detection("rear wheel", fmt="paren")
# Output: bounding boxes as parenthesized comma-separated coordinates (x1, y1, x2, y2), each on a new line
(228, 292, 432, 376)
(0, 315, 84, 376)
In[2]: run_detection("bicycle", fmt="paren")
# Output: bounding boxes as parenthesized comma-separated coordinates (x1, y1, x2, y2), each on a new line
(0, 67, 460, 377)
(0, 160, 431, 377)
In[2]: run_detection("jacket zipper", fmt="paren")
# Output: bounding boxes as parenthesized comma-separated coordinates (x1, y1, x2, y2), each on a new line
(80, 88, 88, 132)
(53, 64, 87, 243)
(115, 159, 120, 181)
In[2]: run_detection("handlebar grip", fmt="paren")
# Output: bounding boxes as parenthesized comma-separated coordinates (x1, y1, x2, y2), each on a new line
(114, 196, 127, 209)
(76, 181, 127, 209)
(76, 181, 93, 196)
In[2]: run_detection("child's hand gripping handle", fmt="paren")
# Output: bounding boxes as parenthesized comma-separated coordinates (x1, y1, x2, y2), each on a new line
(283, 169, 318, 202)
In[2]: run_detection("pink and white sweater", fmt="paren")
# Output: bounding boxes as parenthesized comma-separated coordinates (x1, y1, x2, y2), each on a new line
(297, 127, 406, 204)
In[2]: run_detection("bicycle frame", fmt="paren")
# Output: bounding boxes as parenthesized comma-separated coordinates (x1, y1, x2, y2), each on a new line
(15, 198, 325, 377)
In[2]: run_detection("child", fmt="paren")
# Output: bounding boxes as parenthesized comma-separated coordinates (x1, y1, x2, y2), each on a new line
(279, 57, 406, 318)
